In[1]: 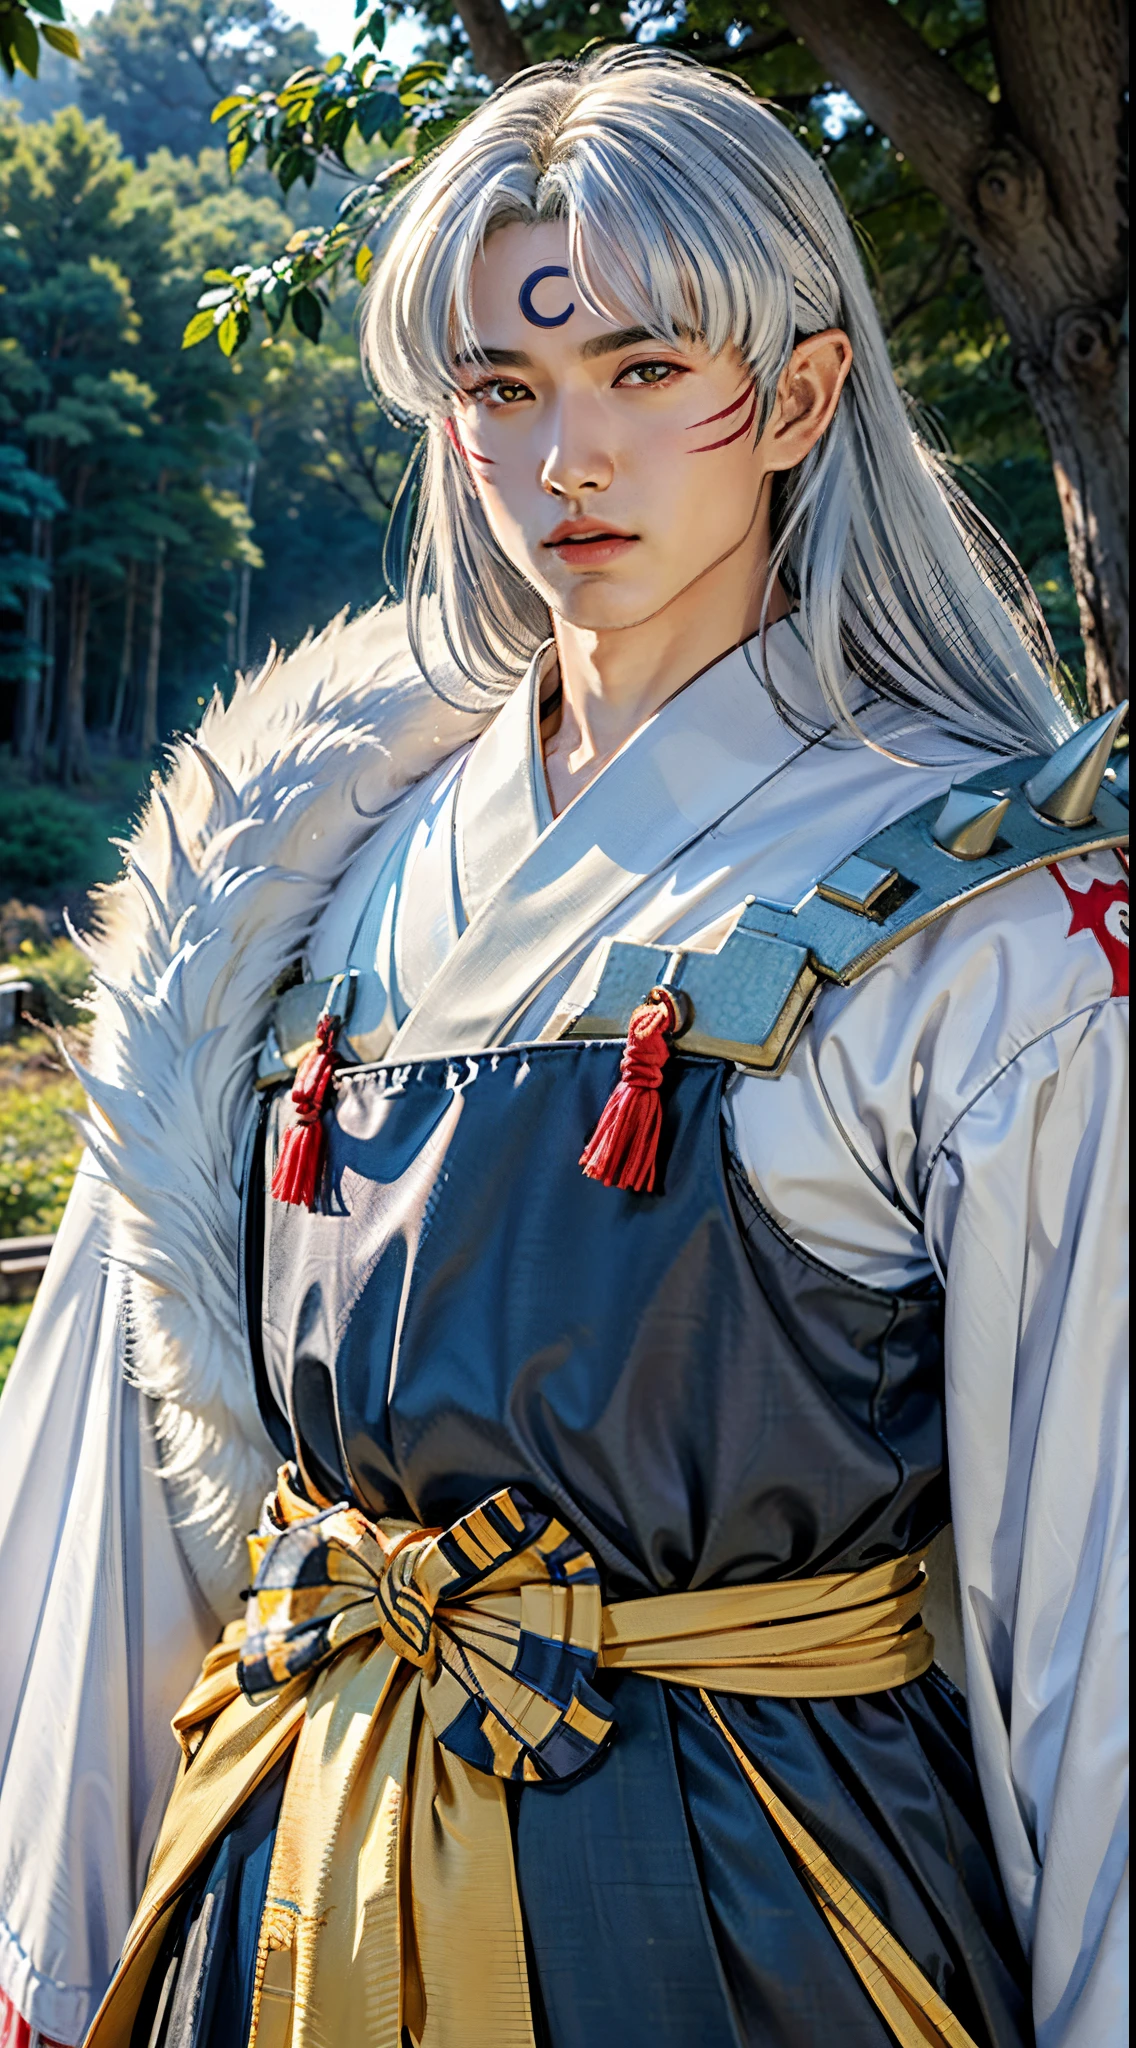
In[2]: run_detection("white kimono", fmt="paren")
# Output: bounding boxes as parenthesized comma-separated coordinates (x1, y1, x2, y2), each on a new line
(0, 614, 1126, 2046)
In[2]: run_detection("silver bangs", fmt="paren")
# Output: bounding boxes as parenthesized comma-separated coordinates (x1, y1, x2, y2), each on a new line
(361, 45, 1073, 755)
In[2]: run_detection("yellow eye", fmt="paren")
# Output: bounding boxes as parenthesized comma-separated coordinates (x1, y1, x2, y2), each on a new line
(617, 361, 679, 387)
(484, 380, 532, 406)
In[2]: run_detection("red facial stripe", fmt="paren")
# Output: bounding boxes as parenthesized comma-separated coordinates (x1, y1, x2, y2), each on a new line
(688, 386, 758, 454)
(444, 417, 496, 467)
(686, 386, 751, 432)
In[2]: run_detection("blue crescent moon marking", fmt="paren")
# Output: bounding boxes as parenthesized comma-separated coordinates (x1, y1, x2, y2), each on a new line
(519, 266, 575, 328)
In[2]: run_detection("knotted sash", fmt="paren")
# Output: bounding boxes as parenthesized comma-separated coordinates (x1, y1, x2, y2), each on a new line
(85, 1471, 977, 2048)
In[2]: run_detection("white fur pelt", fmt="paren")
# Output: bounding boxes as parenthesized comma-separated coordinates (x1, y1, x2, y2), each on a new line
(73, 603, 490, 1618)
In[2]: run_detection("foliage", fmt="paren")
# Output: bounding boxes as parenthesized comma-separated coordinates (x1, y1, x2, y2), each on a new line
(0, 1031, 84, 1237)
(183, 25, 450, 357)
(0, 440, 64, 619)
(1, 92, 402, 825)
(77, 0, 322, 165)
(0, 1300, 32, 1392)
(0, 0, 79, 85)
(0, 756, 144, 891)
(3, 931, 92, 1022)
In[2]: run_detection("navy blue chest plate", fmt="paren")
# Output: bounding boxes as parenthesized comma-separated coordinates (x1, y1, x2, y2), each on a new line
(247, 1042, 946, 1599)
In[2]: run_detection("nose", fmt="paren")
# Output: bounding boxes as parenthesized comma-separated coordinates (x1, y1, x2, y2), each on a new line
(539, 397, 614, 499)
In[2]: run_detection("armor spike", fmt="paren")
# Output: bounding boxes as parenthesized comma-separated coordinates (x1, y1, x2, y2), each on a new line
(932, 789, 1011, 860)
(1024, 705, 1128, 827)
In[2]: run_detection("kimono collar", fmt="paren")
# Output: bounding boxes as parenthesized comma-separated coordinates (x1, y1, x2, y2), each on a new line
(388, 620, 821, 1060)
(455, 641, 556, 929)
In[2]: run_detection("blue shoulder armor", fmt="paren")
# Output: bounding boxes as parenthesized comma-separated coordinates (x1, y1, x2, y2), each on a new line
(563, 742, 1128, 1076)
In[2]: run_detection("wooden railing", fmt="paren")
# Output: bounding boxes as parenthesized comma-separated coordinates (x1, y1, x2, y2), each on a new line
(0, 1236, 55, 1305)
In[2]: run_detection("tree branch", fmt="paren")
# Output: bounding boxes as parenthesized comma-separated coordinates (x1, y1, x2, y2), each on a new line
(776, 0, 996, 227)
(680, 26, 798, 68)
(452, 0, 528, 85)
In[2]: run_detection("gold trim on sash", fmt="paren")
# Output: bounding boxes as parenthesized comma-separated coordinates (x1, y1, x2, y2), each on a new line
(83, 1482, 975, 2048)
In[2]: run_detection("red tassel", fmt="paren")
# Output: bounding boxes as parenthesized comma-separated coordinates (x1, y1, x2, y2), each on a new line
(271, 1013, 339, 1209)
(580, 989, 681, 1194)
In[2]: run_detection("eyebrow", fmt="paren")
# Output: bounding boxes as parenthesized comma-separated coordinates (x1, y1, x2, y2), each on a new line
(455, 347, 533, 369)
(579, 325, 658, 359)
(454, 327, 665, 372)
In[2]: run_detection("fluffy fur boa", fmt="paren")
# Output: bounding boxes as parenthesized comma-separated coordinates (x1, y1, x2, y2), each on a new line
(75, 604, 489, 1617)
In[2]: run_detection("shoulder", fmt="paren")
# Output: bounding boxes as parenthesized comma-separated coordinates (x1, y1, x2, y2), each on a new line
(802, 848, 1127, 1201)
(829, 844, 1126, 1047)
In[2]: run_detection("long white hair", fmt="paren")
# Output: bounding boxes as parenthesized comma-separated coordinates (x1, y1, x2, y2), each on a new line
(362, 45, 1072, 755)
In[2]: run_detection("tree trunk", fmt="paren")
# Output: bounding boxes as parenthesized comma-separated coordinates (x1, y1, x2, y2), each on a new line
(452, 0, 527, 84)
(1015, 317, 1128, 708)
(37, 538, 56, 777)
(109, 556, 138, 748)
(58, 572, 91, 786)
(237, 453, 257, 672)
(16, 512, 48, 772)
(141, 536, 166, 756)
(777, 0, 1128, 708)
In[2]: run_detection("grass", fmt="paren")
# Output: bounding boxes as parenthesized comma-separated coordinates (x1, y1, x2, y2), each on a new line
(0, 1029, 87, 1238)
(0, 1301, 33, 1394)
(0, 1018, 88, 1394)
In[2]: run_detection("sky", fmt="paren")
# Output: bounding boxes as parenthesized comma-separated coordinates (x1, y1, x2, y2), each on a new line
(65, 1, 424, 66)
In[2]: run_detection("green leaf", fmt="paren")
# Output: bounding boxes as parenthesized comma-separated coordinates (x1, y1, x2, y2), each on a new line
(217, 307, 241, 357)
(181, 308, 218, 350)
(277, 149, 308, 194)
(201, 268, 235, 285)
(354, 244, 374, 285)
(211, 93, 246, 122)
(25, 0, 64, 20)
(323, 51, 345, 74)
(260, 276, 288, 330)
(291, 286, 323, 343)
(357, 90, 403, 144)
(398, 61, 446, 91)
(228, 135, 251, 176)
(40, 22, 79, 58)
(8, 11, 40, 78)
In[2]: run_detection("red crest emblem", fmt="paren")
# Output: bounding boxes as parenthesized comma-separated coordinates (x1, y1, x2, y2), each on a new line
(1048, 861, 1129, 998)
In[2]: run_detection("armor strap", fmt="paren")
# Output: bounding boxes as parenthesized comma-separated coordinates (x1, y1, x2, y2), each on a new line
(561, 754, 1128, 1075)
(259, 755, 1128, 1085)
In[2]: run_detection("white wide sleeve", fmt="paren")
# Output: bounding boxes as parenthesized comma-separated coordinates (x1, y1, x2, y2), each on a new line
(925, 1000, 1128, 2048)
(726, 855, 1128, 2046)
(0, 1165, 217, 2047)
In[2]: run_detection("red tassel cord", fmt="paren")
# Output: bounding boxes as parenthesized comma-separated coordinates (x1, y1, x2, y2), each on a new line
(580, 988, 681, 1194)
(271, 1012, 339, 1209)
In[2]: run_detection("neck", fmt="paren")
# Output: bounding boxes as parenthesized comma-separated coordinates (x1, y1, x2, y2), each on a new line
(542, 501, 787, 816)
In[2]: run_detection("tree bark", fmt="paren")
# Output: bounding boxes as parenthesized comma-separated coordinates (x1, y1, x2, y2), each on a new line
(16, 511, 48, 773)
(141, 536, 166, 757)
(58, 572, 91, 786)
(452, 0, 528, 85)
(109, 555, 138, 748)
(37, 538, 56, 777)
(778, 0, 1129, 708)
(237, 452, 257, 672)
(141, 470, 169, 756)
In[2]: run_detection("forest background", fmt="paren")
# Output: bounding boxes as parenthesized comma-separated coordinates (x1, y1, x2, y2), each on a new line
(0, 0, 1128, 1372)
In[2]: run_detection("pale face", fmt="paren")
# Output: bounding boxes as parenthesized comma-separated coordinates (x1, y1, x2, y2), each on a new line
(451, 221, 776, 635)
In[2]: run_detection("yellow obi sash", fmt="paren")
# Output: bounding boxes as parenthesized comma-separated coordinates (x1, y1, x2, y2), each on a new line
(85, 1471, 977, 2048)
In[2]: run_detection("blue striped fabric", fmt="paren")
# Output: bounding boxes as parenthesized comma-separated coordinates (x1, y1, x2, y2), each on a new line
(239, 1476, 615, 1784)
